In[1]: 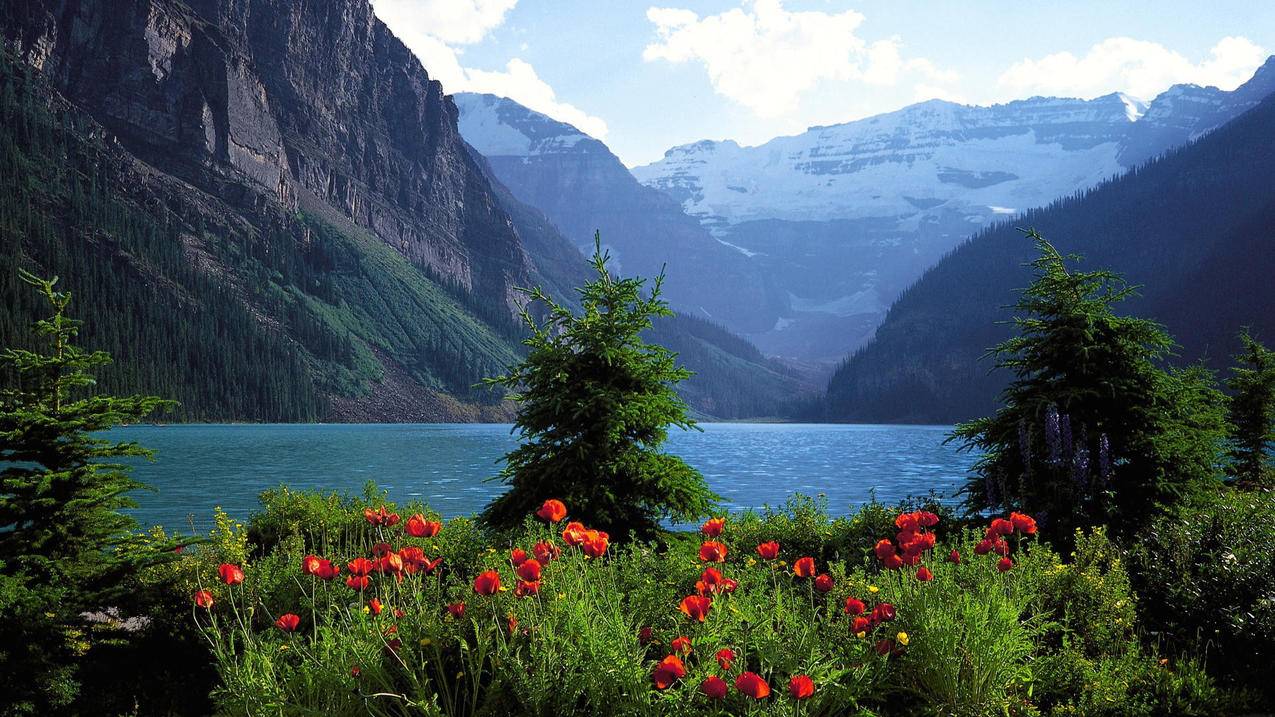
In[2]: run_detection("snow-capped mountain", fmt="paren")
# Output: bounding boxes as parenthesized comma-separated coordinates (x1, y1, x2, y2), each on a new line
(629, 57, 1275, 359)
(455, 92, 778, 335)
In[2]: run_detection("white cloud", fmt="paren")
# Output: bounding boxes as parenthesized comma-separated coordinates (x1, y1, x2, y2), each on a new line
(998, 36, 1268, 101)
(642, 0, 956, 118)
(371, 0, 608, 138)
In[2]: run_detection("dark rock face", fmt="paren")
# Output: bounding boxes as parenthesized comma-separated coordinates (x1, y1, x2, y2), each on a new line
(3, 0, 532, 308)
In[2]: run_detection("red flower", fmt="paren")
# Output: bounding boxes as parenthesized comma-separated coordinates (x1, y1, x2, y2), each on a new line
(851, 616, 871, 634)
(947, 549, 961, 564)
(716, 648, 735, 670)
(700, 675, 728, 700)
(874, 539, 897, 561)
(989, 518, 1014, 536)
(918, 511, 940, 527)
(364, 506, 401, 527)
(275, 613, 301, 632)
(514, 580, 540, 597)
(882, 554, 904, 570)
(756, 541, 780, 560)
(872, 603, 896, 622)
(699, 541, 728, 563)
(302, 555, 323, 575)
(536, 499, 568, 523)
(992, 537, 1010, 556)
(844, 597, 866, 616)
(350, 666, 361, 678)
(876, 639, 893, 656)
(720, 577, 739, 593)
(516, 558, 542, 583)
(735, 671, 771, 699)
(446, 602, 466, 619)
(347, 557, 375, 577)
(510, 548, 529, 567)
(313, 559, 340, 581)
(193, 590, 214, 609)
(814, 573, 834, 593)
(895, 511, 921, 531)
(346, 575, 370, 590)
(378, 552, 405, 575)
(997, 557, 1014, 573)
(671, 636, 692, 654)
(700, 517, 726, 537)
(507, 614, 518, 635)
(581, 530, 610, 558)
(371, 542, 393, 557)
(696, 567, 727, 595)
(562, 521, 588, 546)
(473, 570, 501, 596)
(679, 594, 713, 622)
(916, 566, 934, 582)
(974, 539, 994, 555)
(405, 514, 441, 538)
(792, 556, 816, 578)
(638, 626, 654, 645)
(217, 563, 244, 586)
(789, 674, 814, 700)
(1010, 512, 1037, 535)
(368, 598, 383, 616)
(394, 608, 406, 619)
(652, 654, 687, 689)
(533, 541, 561, 564)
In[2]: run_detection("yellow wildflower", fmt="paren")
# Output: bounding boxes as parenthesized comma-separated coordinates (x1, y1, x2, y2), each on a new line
(896, 631, 909, 646)
(868, 585, 879, 594)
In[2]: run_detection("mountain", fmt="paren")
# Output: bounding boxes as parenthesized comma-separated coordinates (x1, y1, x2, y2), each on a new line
(634, 59, 1275, 361)
(454, 92, 781, 335)
(821, 89, 1275, 424)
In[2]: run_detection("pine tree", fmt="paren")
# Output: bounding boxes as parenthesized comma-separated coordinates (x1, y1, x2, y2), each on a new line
(952, 230, 1228, 540)
(480, 235, 719, 539)
(1226, 331, 1275, 487)
(0, 270, 176, 712)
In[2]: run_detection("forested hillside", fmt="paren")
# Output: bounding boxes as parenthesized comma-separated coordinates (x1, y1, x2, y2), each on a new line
(823, 91, 1275, 423)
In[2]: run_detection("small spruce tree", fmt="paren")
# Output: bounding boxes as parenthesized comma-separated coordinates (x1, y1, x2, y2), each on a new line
(480, 236, 718, 538)
(953, 231, 1228, 539)
(0, 271, 176, 713)
(1225, 331, 1275, 487)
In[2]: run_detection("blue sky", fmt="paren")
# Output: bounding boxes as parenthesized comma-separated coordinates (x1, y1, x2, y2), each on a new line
(371, 1, 1275, 166)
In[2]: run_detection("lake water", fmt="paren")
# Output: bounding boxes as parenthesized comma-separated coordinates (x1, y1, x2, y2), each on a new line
(107, 423, 978, 533)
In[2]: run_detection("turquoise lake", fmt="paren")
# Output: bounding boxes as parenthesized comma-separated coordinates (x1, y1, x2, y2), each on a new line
(108, 423, 978, 533)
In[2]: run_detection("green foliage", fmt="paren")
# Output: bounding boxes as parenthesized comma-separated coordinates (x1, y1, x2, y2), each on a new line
(481, 237, 719, 538)
(0, 272, 179, 714)
(953, 230, 1229, 540)
(1127, 488, 1275, 701)
(1225, 331, 1275, 486)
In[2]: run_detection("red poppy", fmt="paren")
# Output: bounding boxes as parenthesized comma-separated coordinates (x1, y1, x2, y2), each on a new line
(851, 616, 871, 634)
(516, 558, 542, 583)
(997, 557, 1014, 573)
(992, 537, 1010, 556)
(700, 675, 728, 700)
(638, 626, 654, 645)
(394, 608, 406, 619)
(421, 556, 443, 574)
(872, 603, 896, 622)
(875, 639, 893, 656)
(882, 554, 904, 570)
(916, 566, 934, 582)
(989, 518, 1014, 536)
(789, 674, 814, 700)
(756, 541, 780, 560)
(975, 538, 994, 555)
(302, 555, 322, 575)
(347, 557, 375, 577)
(562, 521, 588, 546)
(368, 598, 383, 615)
(507, 613, 518, 635)
(217, 563, 244, 586)
(533, 540, 561, 564)
(697, 567, 725, 595)
(716, 647, 735, 670)
(473, 570, 501, 596)
(947, 549, 961, 564)
(918, 511, 940, 527)
(311, 559, 339, 581)
(844, 596, 866, 616)
(346, 575, 370, 590)
(351, 666, 361, 678)
(536, 499, 568, 523)
(581, 530, 610, 558)
(364, 506, 401, 527)
(446, 602, 466, 619)
(405, 514, 441, 538)
(792, 556, 816, 578)
(193, 590, 214, 609)
(510, 548, 529, 567)
(874, 539, 897, 561)
(699, 541, 728, 563)
(1009, 512, 1037, 535)
(671, 636, 692, 654)
(371, 542, 393, 557)
(679, 594, 712, 622)
(700, 517, 726, 537)
(514, 580, 540, 597)
(720, 577, 739, 593)
(814, 573, 834, 593)
(652, 654, 687, 689)
(379, 552, 405, 575)
(736, 671, 771, 699)
(275, 613, 301, 632)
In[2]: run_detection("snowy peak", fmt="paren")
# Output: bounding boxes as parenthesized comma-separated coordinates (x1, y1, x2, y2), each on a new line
(453, 93, 594, 157)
